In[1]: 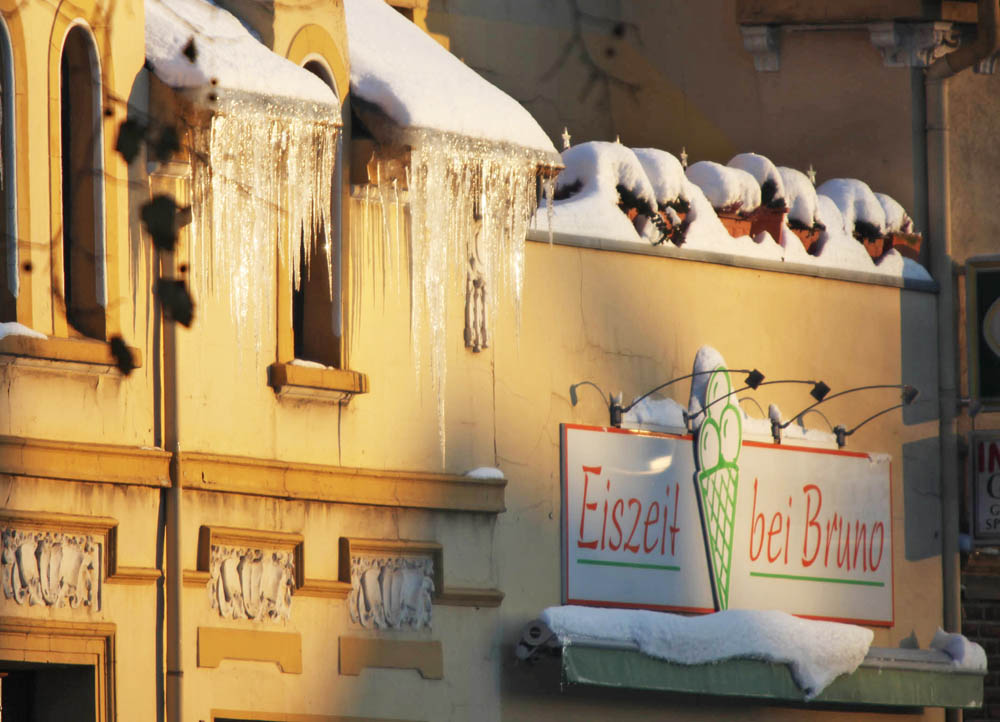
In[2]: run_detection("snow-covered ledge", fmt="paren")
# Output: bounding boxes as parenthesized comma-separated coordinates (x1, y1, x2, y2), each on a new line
(516, 607, 985, 710)
(526, 228, 939, 293)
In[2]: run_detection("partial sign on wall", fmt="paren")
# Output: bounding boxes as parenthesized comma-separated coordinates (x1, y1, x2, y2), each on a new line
(972, 432, 1000, 542)
(562, 423, 894, 626)
(967, 256, 1000, 409)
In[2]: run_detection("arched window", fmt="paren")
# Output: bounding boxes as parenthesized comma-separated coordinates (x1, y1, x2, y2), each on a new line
(0, 18, 17, 322)
(293, 58, 340, 365)
(60, 25, 105, 339)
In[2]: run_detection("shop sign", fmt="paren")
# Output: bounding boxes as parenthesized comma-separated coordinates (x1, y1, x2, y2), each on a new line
(562, 418, 893, 625)
(967, 256, 1000, 409)
(972, 432, 1000, 541)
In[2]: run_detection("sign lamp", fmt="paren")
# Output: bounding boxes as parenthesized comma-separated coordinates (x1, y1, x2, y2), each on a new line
(693, 378, 829, 432)
(833, 385, 920, 448)
(772, 383, 917, 444)
(571, 369, 765, 427)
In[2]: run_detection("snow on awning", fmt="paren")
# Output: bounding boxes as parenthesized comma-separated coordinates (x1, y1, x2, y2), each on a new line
(343, 0, 558, 162)
(145, 0, 339, 111)
(518, 607, 986, 710)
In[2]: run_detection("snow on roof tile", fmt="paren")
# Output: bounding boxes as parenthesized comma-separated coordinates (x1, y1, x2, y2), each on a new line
(145, 0, 338, 106)
(546, 142, 658, 242)
(728, 152, 786, 210)
(875, 192, 915, 234)
(534, 145, 932, 283)
(778, 166, 820, 228)
(632, 148, 689, 208)
(817, 178, 887, 237)
(686, 161, 761, 214)
(344, 0, 557, 156)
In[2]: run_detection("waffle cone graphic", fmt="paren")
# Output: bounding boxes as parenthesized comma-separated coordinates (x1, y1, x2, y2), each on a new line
(695, 367, 742, 610)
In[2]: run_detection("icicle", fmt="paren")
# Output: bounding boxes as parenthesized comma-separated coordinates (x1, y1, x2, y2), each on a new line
(544, 174, 555, 245)
(340, 129, 544, 466)
(189, 94, 338, 370)
(403, 131, 542, 465)
(392, 178, 402, 295)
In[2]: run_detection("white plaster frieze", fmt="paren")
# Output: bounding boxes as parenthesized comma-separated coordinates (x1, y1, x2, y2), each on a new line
(208, 544, 295, 622)
(348, 554, 434, 630)
(1, 527, 101, 609)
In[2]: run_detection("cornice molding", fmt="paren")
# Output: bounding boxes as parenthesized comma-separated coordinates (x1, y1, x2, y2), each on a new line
(0, 436, 170, 487)
(179, 451, 506, 514)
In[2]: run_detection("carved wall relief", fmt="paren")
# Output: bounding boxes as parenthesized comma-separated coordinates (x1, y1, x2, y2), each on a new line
(348, 554, 434, 630)
(1, 528, 101, 609)
(208, 544, 296, 622)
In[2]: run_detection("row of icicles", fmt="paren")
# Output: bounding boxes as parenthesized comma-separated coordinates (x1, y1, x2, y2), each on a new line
(351, 132, 548, 463)
(189, 98, 548, 465)
(189, 96, 339, 363)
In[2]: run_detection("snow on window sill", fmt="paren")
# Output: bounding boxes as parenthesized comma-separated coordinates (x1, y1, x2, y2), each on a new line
(268, 361, 369, 403)
(0, 335, 143, 372)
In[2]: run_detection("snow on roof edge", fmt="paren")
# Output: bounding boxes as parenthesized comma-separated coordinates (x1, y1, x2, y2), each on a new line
(145, 0, 340, 109)
(354, 100, 561, 167)
(345, 0, 557, 156)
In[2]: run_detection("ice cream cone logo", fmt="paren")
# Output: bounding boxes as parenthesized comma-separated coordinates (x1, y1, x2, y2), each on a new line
(695, 366, 743, 610)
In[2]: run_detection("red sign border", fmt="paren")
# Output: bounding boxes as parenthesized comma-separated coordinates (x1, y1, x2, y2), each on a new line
(560, 423, 895, 627)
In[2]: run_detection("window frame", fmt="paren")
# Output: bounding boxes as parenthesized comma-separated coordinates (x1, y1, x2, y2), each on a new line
(269, 26, 368, 400)
(56, 21, 107, 340)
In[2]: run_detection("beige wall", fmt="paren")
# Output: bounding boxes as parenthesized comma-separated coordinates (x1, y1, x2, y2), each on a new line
(429, 0, 920, 216)
(491, 240, 942, 720)
(948, 68, 1000, 264)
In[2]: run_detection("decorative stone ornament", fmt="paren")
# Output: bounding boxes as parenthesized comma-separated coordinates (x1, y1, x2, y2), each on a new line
(1, 528, 100, 609)
(740, 26, 781, 72)
(742, 20, 966, 72)
(348, 553, 435, 630)
(868, 22, 958, 67)
(208, 544, 296, 622)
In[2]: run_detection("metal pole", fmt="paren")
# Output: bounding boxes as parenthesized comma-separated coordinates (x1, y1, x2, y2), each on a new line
(161, 247, 183, 722)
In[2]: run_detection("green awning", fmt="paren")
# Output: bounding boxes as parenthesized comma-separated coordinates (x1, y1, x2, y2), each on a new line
(560, 644, 983, 710)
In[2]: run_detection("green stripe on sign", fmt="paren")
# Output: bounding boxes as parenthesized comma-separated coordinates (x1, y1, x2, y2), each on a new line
(749, 571, 885, 587)
(577, 559, 681, 571)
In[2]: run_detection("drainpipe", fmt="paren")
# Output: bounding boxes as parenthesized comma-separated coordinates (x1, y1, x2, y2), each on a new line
(923, 3, 998, 720)
(926, 72, 959, 633)
(162, 247, 183, 722)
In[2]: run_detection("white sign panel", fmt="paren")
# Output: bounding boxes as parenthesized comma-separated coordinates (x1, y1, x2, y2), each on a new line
(562, 423, 894, 625)
(731, 442, 893, 625)
(562, 425, 715, 613)
(973, 433, 1000, 540)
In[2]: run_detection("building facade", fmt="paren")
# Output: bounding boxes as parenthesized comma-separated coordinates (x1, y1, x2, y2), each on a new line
(0, 0, 997, 720)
